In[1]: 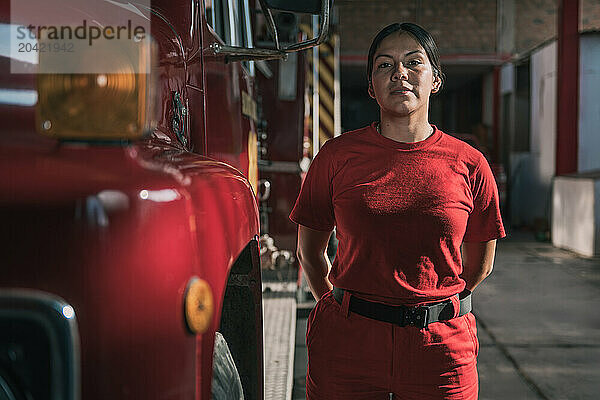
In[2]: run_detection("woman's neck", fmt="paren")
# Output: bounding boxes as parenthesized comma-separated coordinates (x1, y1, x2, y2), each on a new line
(378, 114, 433, 143)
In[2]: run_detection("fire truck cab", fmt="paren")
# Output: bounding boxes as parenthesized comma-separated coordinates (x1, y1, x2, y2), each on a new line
(0, 0, 330, 399)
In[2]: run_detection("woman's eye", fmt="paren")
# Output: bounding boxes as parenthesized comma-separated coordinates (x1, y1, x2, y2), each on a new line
(407, 60, 422, 67)
(377, 62, 391, 69)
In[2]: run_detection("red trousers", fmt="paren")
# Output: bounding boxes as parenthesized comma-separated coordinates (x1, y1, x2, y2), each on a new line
(306, 290, 479, 399)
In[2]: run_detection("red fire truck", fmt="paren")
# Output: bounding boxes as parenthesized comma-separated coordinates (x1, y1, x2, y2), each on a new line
(0, 0, 330, 399)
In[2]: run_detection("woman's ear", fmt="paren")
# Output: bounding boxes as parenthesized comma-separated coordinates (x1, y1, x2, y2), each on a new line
(431, 74, 442, 93)
(368, 81, 376, 99)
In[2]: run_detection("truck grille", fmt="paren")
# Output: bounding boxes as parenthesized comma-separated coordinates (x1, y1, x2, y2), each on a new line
(0, 290, 80, 400)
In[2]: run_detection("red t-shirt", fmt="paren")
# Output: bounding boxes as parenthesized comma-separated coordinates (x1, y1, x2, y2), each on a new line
(290, 123, 505, 304)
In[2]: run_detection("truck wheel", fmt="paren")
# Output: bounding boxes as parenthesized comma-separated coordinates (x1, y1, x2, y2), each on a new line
(212, 332, 244, 400)
(0, 367, 28, 400)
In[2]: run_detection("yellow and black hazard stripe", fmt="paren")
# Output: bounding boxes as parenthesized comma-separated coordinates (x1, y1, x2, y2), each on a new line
(300, 24, 340, 153)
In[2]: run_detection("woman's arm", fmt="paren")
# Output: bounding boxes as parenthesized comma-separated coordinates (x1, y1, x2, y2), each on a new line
(460, 239, 497, 291)
(296, 224, 334, 301)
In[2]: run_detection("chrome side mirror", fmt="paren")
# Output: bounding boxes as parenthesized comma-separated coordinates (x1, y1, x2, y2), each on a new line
(209, 0, 331, 62)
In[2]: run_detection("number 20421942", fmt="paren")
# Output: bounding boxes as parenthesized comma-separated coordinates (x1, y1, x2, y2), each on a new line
(18, 42, 74, 53)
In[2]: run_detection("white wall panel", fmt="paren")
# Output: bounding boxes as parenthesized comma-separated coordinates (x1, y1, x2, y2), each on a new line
(552, 175, 599, 257)
(511, 41, 558, 227)
(531, 41, 557, 185)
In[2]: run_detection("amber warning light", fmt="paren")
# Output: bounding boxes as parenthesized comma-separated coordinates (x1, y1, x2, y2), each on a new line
(10, 0, 156, 141)
(36, 70, 157, 141)
(34, 35, 158, 141)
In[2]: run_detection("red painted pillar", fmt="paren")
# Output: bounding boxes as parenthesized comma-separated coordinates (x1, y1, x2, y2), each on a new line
(556, 0, 579, 175)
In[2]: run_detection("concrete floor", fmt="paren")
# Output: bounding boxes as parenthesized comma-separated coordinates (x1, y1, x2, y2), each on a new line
(292, 231, 600, 399)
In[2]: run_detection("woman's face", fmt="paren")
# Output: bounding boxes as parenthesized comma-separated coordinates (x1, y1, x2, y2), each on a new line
(368, 32, 441, 118)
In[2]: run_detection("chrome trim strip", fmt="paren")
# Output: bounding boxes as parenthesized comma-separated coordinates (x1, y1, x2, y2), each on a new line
(227, 0, 238, 46)
(242, 0, 256, 76)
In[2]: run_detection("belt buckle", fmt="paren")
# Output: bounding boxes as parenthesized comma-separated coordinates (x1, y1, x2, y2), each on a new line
(403, 306, 428, 329)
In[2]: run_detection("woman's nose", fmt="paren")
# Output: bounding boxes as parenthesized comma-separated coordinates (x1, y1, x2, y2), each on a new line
(391, 63, 408, 81)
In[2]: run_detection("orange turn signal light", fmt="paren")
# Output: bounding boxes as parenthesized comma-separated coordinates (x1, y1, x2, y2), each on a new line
(184, 277, 214, 335)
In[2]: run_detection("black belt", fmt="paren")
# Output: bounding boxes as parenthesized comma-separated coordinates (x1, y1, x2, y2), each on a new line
(332, 287, 472, 329)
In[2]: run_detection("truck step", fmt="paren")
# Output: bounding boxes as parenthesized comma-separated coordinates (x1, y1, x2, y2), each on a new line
(263, 283, 296, 400)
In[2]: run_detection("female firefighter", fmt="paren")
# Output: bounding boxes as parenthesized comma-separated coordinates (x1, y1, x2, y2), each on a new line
(290, 22, 505, 399)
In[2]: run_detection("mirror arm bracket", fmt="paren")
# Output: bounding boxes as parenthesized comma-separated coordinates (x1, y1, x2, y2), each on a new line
(283, 0, 330, 52)
(257, 0, 281, 51)
(208, 43, 287, 62)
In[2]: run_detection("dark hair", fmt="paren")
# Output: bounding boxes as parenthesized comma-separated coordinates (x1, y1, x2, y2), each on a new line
(366, 23, 445, 92)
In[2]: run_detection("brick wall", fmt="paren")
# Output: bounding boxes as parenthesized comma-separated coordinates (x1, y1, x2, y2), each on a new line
(581, 0, 600, 32)
(337, 0, 598, 58)
(419, 0, 497, 54)
(337, 0, 417, 56)
(515, 0, 557, 54)
(337, 0, 496, 56)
